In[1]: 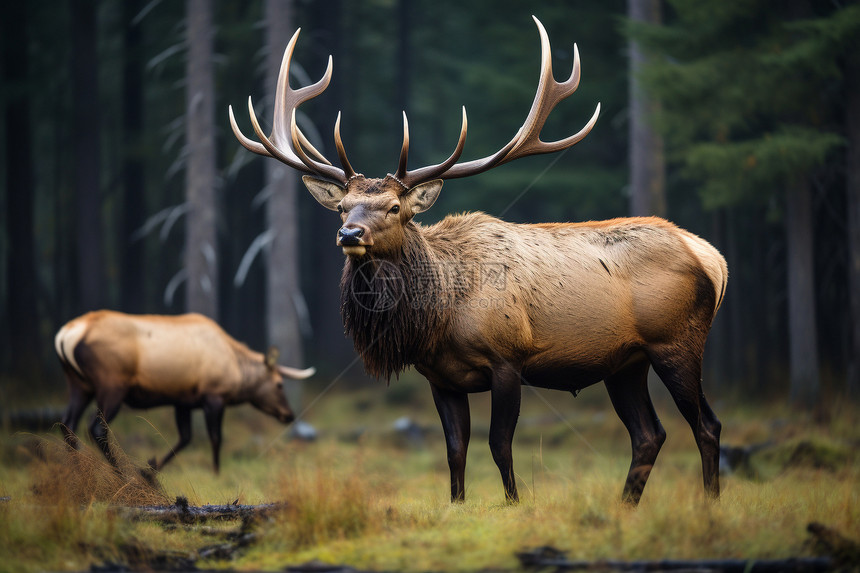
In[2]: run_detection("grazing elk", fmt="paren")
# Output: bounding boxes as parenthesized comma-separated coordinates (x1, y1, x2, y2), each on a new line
(230, 17, 727, 504)
(55, 310, 315, 473)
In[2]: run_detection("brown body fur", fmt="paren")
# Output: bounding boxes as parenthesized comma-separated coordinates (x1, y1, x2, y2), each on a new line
(55, 310, 314, 472)
(320, 175, 727, 504)
(344, 212, 726, 387)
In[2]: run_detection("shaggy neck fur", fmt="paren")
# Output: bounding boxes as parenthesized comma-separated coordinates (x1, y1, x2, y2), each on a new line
(340, 223, 452, 380)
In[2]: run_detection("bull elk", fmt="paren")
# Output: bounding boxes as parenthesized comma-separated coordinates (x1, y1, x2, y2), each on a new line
(230, 17, 727, 504)
(55, 310, 315, 473)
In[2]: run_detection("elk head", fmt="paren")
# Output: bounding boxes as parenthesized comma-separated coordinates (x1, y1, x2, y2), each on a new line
(230, 16, 600, 259)
(249, 347, 315, 424)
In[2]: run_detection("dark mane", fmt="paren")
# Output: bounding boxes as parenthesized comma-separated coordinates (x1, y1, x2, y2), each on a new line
(340, 224, 450, 380)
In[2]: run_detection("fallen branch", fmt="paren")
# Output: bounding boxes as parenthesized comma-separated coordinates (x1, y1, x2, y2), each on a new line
(542, 557, 831, 572)
(116, 496, 283, 524)
(196, 531, 258, 561)
(516, 547, 834, 572)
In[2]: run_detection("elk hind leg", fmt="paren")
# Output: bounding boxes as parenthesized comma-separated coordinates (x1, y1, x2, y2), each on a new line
(61, 380, 93, 450)
(89, 389, 126, 468)
(649, 346, 721, 499)
(489, 365, 522, 503)
(605, 359, 666, 505)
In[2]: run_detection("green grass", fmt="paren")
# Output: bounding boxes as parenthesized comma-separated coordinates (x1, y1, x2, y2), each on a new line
(1, 374, 858, 572)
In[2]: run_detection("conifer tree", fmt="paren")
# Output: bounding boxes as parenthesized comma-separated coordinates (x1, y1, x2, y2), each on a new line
(629, 0, 860, 402)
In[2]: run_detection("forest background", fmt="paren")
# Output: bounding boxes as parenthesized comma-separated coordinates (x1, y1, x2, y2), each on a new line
(2, 0, 859, 411)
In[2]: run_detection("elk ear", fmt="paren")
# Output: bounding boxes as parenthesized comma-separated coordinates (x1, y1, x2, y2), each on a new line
(403, 179, 443, 214)
(265, 346, 280, 370)
(302, 175, 347, 211)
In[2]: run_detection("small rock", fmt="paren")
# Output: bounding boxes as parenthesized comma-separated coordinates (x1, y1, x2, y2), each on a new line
(290, 420, 318, 442)
(392, 416, 426, 446)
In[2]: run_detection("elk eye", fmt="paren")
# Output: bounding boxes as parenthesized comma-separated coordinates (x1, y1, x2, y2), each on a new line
(389, 204, 400, 215)
(337, 204, 344, 214)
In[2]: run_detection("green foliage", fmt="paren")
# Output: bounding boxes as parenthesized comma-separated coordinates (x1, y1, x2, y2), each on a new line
(628, 0, 855, 209)
(686, 127, 844, 208)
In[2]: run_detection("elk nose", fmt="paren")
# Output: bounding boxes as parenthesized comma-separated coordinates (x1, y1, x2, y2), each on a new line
(338, 225, 365, 245)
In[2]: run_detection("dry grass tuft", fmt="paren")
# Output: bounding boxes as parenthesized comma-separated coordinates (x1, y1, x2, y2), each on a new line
(0, 432, 170, 571)
(28, 433, 168, 507)
(268, 452, 394, 552)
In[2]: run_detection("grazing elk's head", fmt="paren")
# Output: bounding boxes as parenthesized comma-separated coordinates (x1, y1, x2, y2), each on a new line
(229, 16, 600, 259)
(248, 346, 296, 424)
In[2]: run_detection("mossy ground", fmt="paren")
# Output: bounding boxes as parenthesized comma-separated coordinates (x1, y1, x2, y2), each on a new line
(1, 373, 858, 572)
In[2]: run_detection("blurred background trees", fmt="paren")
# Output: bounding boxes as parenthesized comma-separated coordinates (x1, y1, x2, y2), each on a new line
(0, 0, 857, 407)
(628, 0, 860, 403)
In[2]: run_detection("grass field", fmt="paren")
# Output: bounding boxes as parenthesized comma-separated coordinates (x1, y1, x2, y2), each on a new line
(1, 372, 858, 572)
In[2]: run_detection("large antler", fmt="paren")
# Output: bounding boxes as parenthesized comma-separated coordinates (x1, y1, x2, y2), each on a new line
(395, 16, 601, 188)
(229, 28, 355, 185)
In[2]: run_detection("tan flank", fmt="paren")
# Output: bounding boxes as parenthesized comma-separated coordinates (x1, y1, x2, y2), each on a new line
(55, 310, 314, 473)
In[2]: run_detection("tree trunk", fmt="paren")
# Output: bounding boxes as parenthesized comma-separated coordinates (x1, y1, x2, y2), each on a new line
(71, 0, 105, 312)
(265, 0, 307, 406)
(396, 0, 411, 115)
(306, 0, 357, 375)
(122, 0, 146, 314)
(628, 0, 666, 217)
(3, 2, 41, 379)
(846, 45, 860, 398)
(785, 181, 820, 403)
(185, 0, 218, 319)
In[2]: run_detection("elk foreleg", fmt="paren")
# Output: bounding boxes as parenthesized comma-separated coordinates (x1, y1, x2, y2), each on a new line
(430, 384, 471, 502)
(149, 406, 192, 471)
(604, 360, 666, 505)
(489, 366, 522, 503)
(202, 396, 225, 474)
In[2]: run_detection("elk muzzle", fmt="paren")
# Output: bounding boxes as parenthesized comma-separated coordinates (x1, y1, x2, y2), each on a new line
(337, 224, 372, 256)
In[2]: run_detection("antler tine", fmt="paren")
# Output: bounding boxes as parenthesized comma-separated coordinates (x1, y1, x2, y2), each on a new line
(230, 28, 346, 182)
(497, 17, 599, 162)
(229, 103, 270, 158)
(296, 116, 332, 166)
(334, 112, 357, 179)
(426, 16, 599, 182)
(246, 96, 309, 170)
(270, 30, 333, 165)
(395, 111, 410, 181)
(237, 96, 328, 171)
(290, 109, 349, 183)
(399, 107, 469, 188)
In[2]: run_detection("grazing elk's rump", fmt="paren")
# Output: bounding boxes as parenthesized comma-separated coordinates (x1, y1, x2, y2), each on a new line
(230, 17, 727, 505)
(55, 310, 315, 473)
